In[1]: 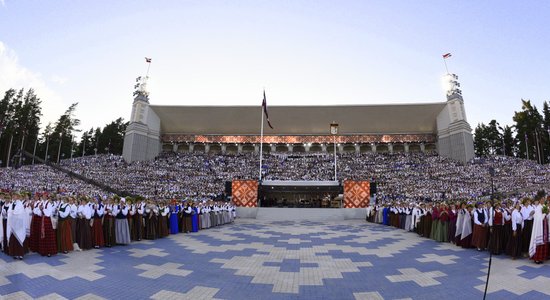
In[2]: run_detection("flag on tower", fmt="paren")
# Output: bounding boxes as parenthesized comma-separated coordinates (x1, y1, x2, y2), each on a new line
(442, 53, 452, 59)
(262, 90, 274, 129)
(145, 57, 152, 63)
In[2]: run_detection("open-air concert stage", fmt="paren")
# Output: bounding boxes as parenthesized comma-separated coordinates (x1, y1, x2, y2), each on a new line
(232, 180, 371, 221)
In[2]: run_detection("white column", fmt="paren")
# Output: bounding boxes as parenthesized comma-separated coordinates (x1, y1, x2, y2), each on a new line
(237, 144, 243, 154)
(388, 143, 394, 154)
(172, 143, 179, 152)
(189, 143, 195, 153)
(270, 144, 276, 152)
(404, 143, 409, 153)
(254, 144, 260, 153)
(371, 143, 377, 153)
(355, 144, 360, 154)
(205, 143, 210, 153)
(420, 143, 426, 153)
(321, 144, 327, 152)
(221, 144, 227, 153)
(288, 145, 294, 152)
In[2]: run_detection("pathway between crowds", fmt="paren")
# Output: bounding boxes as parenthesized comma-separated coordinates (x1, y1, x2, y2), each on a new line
(1, 219, 549, 299)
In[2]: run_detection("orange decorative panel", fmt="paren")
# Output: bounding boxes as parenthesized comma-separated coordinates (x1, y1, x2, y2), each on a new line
(161, 134, 436, 144)
(232, 180, 259, 207)
(343, 180, 370, 208)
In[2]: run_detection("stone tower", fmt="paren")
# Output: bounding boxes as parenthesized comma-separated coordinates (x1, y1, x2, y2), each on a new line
(122, 77, 161, 162)
(436, 74, 475, 163)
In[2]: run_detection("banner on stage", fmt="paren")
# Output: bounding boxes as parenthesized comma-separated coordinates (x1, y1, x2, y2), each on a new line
(232, 180, 259, 207)
(343, 180, 370, 208)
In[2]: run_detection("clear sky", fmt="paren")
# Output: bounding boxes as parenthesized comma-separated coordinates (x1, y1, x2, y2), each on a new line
(1, 1, 549, 135)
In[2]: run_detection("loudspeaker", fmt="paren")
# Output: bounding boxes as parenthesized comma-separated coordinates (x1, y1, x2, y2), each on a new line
(225, 181, 232, 195)
(370, 182, 377, 195)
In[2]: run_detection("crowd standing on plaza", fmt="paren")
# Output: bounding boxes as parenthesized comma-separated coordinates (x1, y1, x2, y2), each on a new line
(0, 192, 235, 260)
(366, 191, 550, 264)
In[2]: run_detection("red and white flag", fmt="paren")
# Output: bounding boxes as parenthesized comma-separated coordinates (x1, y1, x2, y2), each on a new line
(442, 53, 452, 59)
(145, 57, 152, 63)
(262, 90, 274, 129)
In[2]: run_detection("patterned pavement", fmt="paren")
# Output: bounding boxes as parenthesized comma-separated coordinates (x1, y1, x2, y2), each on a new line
(1, 219, 550, 299)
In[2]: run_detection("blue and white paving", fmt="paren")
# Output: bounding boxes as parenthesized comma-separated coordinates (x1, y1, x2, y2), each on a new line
(1, 219, 550, 299)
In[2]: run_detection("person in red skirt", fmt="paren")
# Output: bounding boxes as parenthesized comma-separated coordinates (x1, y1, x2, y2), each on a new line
(37, 199, 58, 257)
(91, 198, 105, 249)
(529, 197, 549, 264)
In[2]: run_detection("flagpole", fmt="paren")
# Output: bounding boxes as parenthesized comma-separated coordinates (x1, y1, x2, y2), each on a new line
(443, 58, 449, 74)
(259, 94, 265, 181)
(146, 61, 151, 78)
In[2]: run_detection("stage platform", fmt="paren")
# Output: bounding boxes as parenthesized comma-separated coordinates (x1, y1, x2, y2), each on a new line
(236, 207, 366, 221)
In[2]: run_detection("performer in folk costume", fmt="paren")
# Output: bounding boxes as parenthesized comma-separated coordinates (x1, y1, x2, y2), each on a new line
(437, 203, 450, 242)
(37, 199, 58, 257)
(127, 198, 135, 241)
(69, 197, 78, 246)
(2, 198, 10, 254)
(133, 200, 144, 241)
(7, 194, 28, 259)
(529, 197, 549, 264)
(76, 198, 93, 250)
(430, 204, 439, 240)
(472, 202, 489, 251)
(169, 200, 180, 234)
(423, 204, 433, 238)
(57, 197, 74, 253)
(521, 198, 535, 256)
(103, 199, 116, 247)
(201, 203, 211, 229)
(145, 200, 159, 239)
(158, 201, 170, 238)
(209, 202, 217, 227)
(488, 202, 505, 255)
(182, 202, 193, 233)
(191, 202, 199, 232)
(114, 198, 131, 245)
(502, 202, 513, 253)
(460, 204, 474, 249)
(506, 201, 524, 259)
(447, 203, 457, 244)
(91, 198, 105, 248)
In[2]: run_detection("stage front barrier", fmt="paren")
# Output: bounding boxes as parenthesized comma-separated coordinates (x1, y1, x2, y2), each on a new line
(343, 180, 370, 208)
(232, 180, 259, 207)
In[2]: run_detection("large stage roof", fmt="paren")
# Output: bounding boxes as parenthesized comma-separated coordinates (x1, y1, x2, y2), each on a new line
(150, 102, 447, 135)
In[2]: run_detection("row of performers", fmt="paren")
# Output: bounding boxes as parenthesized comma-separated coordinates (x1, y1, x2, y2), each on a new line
(366, 196, 550, 264)
(0, 193, 236, 260)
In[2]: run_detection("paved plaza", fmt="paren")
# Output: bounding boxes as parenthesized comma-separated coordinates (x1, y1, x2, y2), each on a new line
(1, 219, 550, 299)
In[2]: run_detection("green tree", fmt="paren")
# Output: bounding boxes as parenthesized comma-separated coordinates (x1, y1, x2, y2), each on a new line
(474, 123, 490, 157)
(501, 125, 516, 157)
(50, 103, 80, 163)
(513, 99, 544, 161)
(0, 89, 42, 167)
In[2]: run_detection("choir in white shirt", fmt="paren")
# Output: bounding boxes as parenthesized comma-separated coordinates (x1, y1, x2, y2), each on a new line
(0, 192, 236, 260)
(366, 195, 550, 263)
